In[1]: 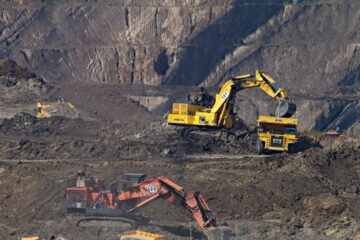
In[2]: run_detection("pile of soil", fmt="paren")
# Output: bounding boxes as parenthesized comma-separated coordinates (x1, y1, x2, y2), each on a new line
(0, 59, 36, 79)
(0, 112, 259, 160)
(0, 59, 49, 103)
(0, 112, 38, 135)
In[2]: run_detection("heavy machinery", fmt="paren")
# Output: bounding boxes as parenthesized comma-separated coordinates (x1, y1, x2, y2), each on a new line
(167, 70, 298, 153)
(118, 230, 165, 240)
(21, 237, 66, 240)
(35, 99, 79, 118)
(65, 171, 216, 233)
(167, 70, 296, 138)
(324, 128, 346, 138)
(257, 115, 298, 154)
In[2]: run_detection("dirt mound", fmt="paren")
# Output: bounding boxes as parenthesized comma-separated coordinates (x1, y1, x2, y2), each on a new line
(0, 111, 145, 139)
(0, 59, 36, 79)
(0, 59, 49, 103)
(293, 135, 322, 153)
(0, 112, 38, 135)
(308, 144, 360, 194)
(0, 113, 258, 160)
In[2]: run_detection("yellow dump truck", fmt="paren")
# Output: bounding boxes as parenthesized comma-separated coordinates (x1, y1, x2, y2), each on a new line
(118, 230, 165, 240)
(257, 115, 298, 154)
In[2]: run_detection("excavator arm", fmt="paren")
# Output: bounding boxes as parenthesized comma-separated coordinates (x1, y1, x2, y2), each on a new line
(233, 70, 288, 100)
(117, 176, 217, 230)
(211, 70, 289, 115)
(201, 70, 293, 127)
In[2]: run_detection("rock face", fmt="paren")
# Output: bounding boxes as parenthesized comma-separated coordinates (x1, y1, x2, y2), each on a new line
(0, 0, 359, 133)
(1, 0, 233, 85)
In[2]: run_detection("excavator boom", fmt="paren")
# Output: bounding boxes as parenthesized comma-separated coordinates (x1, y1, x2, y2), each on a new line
(119, 176, 216, 230)
(233, 70, 288, 100)
(185, 191, 216, 229)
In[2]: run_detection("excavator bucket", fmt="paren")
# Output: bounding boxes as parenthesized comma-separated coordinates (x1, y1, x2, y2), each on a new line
(185, 191, 216, 229)
(275, 101, 296, 118)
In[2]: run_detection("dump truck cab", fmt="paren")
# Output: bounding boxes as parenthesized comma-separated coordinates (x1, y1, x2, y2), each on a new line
(257, 115, 298, 154)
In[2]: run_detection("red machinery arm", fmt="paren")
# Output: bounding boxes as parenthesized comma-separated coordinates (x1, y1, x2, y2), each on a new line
(116, 176, 216, 230)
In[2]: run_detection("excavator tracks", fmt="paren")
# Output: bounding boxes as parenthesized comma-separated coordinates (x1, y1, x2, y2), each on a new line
(177, 117, 255, 145)
(76, 216, 136, 228)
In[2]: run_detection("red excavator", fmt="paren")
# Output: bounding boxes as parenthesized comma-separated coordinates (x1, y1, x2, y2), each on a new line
(65, 171, 217, 232)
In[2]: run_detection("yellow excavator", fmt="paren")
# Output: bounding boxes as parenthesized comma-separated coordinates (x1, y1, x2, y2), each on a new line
(167, 70, 298, 153)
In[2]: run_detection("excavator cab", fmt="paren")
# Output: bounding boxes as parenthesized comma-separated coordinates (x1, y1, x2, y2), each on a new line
(257, 115, 298, 154)
(65, 172, 107, 213)
(65, 187, 90, 213)
(122, 173, 146, 184)
(121, 173, 146, 190)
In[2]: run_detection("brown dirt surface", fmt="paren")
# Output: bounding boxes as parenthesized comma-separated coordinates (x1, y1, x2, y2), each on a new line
(1, 87, 359, 239)
(1, 141, 360, 239)
(1, 61, 360, 240)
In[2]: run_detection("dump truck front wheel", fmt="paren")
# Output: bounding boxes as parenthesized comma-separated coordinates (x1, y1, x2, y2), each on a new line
(257, 140, 265, 155)
(288, 144, 296, 154)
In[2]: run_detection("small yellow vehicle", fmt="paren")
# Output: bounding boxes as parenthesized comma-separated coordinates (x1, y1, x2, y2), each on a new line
(257, 115, 298, 154)
(118, 230, 165, 240)
(35, 100, 79, 118)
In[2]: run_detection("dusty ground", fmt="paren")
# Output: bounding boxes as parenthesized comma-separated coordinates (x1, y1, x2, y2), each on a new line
(1, 138, 360, 240)
(1, 111, 360, 240)
(1, 60, 360, 240)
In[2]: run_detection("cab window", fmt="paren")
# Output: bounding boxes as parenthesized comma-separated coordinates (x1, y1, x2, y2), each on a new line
(284, 126, 297, 134)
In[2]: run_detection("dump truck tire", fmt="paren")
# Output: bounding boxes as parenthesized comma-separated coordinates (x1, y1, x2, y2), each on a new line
(257, 140, 265, 155)
(288, 144, 296, 154)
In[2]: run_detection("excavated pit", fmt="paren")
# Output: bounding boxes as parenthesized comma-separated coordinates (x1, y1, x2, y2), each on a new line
(0, 1, 360, 239)
(0, 61, 357, 239)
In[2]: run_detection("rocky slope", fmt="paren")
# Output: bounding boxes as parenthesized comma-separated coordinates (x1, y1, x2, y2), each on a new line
(0, 0, 359, 133)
